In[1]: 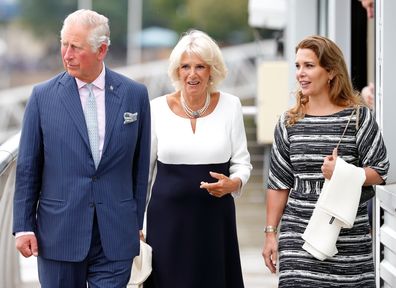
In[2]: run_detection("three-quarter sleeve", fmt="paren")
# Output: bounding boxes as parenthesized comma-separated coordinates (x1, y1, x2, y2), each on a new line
(229, 97, 252, 196)
(267, 112, 294, 190)
(356, 106, 389, 181)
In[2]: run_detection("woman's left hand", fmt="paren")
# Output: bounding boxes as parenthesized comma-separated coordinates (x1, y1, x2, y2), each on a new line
(321, 148, 338, 180)
(200, 172, 241, 197)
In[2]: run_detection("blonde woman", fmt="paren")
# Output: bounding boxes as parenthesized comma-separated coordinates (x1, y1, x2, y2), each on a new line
(145, 30, 252, 288)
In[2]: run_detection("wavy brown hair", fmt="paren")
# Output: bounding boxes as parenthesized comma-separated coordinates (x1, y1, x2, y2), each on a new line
(287, 35, 363, 126)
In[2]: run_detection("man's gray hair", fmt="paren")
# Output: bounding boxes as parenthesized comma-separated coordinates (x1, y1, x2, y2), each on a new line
(60, 9, 111, 51)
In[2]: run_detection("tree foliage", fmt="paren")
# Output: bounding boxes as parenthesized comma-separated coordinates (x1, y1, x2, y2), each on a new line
(145, 0, 252, 43)
(188, 0, 250, 43)
(19, 0, 76, 38)
(19, 0, 128, 56)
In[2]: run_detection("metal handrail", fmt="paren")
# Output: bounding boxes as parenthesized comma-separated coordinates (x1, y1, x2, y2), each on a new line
(0, 132, 20, 175)
(0, 132, 21, 288)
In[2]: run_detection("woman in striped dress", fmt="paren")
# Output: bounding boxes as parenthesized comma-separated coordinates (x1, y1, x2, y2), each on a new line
(262, 35, 389, 287)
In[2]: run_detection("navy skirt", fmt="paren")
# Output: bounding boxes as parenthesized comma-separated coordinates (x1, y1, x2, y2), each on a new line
(145, 161, 244, 288)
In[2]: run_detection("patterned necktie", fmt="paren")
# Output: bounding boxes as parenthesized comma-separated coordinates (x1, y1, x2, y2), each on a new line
(84, 83, 100, 169)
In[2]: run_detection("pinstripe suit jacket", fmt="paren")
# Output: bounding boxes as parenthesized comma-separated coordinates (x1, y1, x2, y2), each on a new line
(13, 68, 151, 262)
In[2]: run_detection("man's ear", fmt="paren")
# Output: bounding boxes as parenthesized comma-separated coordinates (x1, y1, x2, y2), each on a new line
(97, 43, 108, 60)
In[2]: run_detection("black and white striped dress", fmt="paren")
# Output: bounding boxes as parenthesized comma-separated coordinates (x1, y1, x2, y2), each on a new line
(268, 107, 389, 287)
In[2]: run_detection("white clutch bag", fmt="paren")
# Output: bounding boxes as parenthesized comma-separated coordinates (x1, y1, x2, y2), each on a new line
(129, 240, 153, 285)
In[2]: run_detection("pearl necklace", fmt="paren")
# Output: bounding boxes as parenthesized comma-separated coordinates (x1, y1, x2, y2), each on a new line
(180, 91, 211, 119)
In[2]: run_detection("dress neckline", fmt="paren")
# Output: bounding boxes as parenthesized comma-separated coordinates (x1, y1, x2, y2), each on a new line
(304, 107, 355, 117)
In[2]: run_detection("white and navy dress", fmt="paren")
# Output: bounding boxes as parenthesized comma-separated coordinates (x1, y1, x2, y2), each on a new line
(268, 107, 389, 287)
(145, 92, 252, 288)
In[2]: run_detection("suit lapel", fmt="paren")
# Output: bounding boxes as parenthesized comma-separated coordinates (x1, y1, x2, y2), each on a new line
(102, 70, 123, 155)
(59, 74, 90, 148)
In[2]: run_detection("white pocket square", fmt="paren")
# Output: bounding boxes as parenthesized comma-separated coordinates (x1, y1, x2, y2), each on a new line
(124, 112, 138, 124)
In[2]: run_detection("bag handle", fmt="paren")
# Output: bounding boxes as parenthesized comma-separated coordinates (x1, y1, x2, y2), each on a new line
(335, 107, 357, 150)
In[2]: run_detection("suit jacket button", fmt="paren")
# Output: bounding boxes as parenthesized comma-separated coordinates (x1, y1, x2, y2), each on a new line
(91, 176, 97, 181)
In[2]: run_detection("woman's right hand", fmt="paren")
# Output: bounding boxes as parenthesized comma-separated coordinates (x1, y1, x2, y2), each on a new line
(262, 233, 278, 274)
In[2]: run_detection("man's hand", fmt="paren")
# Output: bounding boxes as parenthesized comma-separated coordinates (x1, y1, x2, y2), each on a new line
(16, 234, 38, 258)
(360, 0, 374, 19)
(361, 82, 374, 109)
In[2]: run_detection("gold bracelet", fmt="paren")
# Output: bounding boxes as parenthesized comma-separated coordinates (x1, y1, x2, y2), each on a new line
(264, 226, 278, 233)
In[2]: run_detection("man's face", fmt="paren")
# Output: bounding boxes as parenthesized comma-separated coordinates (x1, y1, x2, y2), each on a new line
(61, 24, 107, 83)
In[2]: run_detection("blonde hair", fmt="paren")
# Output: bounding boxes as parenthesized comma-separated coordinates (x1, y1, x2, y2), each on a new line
(168, 29, 227, 93)
(287, 35, 363, 126)
(60, 9, 110, 52)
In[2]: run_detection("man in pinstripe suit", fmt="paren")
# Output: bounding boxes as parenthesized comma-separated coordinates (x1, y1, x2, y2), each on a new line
(13, 9, 150, 287)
